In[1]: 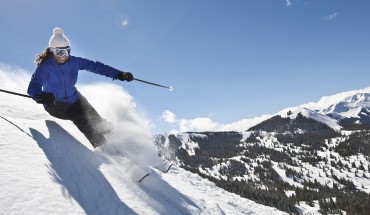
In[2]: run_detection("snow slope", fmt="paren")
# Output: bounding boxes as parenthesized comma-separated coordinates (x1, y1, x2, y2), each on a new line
(0, 65, 286, 215)
(277, 106, 342, 130)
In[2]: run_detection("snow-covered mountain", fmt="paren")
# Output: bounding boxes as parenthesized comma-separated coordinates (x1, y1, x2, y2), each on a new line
(276, 106, 341, 131)
(300, 90, 370, 127)
(156, 126, 370, 214)
(315, 92, 370, 127)
(0, 66, 286, 214)
(263, 89, 370, 131)
(155, 88, 370, 214)
(317, 93, 370, 118)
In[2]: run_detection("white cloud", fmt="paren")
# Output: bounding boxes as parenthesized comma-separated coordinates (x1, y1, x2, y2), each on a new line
(219, 115, 272, 132)
(178, 118, 220, 133)
(161, 110, 176, 124)
(159, 109, 272, 133)
(324, 12, 338, 20)
(159, 109, 272, 134)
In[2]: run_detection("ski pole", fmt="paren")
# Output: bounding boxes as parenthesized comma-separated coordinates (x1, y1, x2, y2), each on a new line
(134, 78, 173, 91)
(0, 88, 33, 98)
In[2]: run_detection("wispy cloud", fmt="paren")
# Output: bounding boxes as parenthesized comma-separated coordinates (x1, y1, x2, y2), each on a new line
(324, 12, 338, 21)
(161, 110, 176, 124)
(285, 0, 292, 7)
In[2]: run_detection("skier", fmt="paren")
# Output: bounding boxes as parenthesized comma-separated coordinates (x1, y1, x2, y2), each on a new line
(27, 27, 133, 148)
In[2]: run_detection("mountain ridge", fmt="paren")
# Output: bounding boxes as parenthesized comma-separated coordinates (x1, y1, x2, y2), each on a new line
(256, 90, 370, 132)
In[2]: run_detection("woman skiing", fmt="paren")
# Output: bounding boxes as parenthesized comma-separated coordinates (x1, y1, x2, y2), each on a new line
(27, 27, 133, 148)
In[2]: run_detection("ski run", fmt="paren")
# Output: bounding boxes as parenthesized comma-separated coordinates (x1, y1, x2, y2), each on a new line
(0, 67, 286, 215)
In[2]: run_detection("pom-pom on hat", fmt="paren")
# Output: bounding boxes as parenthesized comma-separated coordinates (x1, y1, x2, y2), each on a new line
(49, 27, 70, 48)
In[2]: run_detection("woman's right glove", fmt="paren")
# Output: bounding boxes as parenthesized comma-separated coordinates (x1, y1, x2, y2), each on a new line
(35, 92, 55, 105)
(117, 72, 134, 82)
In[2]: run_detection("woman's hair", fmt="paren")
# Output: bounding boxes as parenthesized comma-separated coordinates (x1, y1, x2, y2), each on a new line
(35, 47, 53, 66)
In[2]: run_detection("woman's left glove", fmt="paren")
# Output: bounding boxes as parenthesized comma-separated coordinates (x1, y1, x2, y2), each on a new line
(117, 72, 134, 82)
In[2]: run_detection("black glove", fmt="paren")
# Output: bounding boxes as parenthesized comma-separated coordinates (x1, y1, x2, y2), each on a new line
(117, 72, 134, 82)
(36, 92, 55, 105)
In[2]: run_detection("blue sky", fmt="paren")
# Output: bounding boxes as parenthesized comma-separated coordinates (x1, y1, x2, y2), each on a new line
(1, 0, 370, 134)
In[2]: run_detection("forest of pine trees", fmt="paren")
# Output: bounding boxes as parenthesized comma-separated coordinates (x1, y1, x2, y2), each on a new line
(155, 113, 370, 214)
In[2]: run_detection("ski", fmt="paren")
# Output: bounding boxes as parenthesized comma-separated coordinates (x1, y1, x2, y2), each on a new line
(137, 163, 173, 183)
(138, 173, 150, 183)
(95, 144, 173, 183)
(153, 160, 174, 173)
(155, 163, 173, 173)
(164, 163, 173, 173)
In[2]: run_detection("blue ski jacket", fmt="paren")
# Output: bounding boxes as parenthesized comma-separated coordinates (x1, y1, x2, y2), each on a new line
(27, 56, 121, 105)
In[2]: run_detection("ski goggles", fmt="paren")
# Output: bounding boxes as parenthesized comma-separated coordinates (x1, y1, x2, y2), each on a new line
(50, 47, 71, 57)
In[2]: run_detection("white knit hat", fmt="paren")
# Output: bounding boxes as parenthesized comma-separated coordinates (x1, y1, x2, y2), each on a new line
(49, 27, 70, 48)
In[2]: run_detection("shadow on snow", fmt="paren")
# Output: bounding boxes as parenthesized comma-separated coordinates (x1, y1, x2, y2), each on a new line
(27, 120, 201, 215)
(29, 120, 137, 215)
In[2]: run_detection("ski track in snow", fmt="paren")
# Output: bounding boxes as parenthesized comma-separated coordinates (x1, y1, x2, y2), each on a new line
(0, 69, 287, 215)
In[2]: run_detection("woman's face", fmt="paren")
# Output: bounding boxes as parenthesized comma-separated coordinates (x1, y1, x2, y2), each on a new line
(53, 54, 69, 64)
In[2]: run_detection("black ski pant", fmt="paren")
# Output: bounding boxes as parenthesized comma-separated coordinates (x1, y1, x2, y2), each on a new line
(45, 96, 106, 148)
